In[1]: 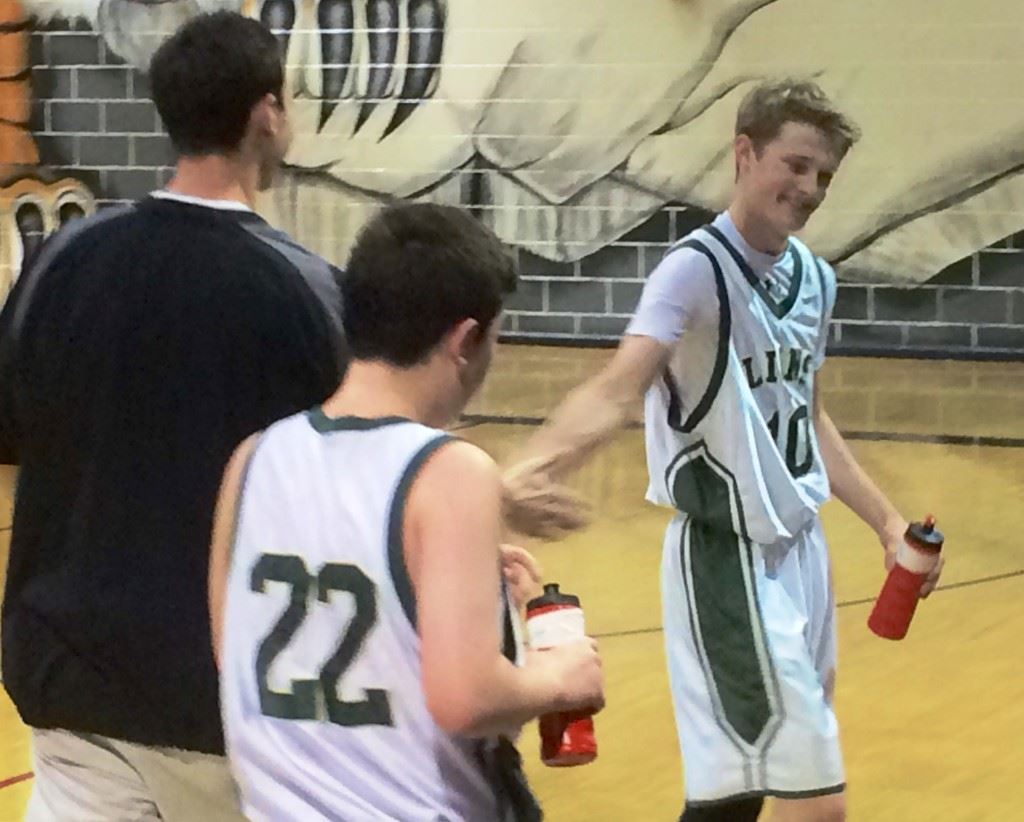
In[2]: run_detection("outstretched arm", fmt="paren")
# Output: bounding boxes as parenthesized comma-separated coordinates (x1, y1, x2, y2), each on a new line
(502, 247, 721, 538)
(501, 334, 671, 538)
(519, 334, 671, 479)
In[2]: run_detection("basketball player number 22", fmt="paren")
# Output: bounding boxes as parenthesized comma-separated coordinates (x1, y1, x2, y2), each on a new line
(250, 553, 393, 727)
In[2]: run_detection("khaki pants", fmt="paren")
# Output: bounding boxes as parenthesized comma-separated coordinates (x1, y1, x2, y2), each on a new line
(25, 728, 246, 822)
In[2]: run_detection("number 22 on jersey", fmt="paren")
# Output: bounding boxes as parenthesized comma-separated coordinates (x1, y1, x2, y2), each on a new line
(250, 553, 393, 727)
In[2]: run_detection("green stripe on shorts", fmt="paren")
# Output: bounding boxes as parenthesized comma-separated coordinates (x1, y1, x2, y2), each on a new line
(686, 520, 772, 746)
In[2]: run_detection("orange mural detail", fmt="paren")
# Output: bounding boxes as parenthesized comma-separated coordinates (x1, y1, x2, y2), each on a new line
(0, 0, 38, 174)
(0, 0, 95, 299)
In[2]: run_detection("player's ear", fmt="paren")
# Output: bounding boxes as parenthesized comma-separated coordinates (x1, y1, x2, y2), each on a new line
(446, 317, 484, 368)
(734, 133, 755, 179)
(250, 93, 282, 137)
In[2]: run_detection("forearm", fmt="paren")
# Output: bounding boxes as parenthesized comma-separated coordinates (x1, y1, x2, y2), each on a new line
(518, 378, 636, 480)
(443, 656, 567, 738)
(816, 407, 903, 537)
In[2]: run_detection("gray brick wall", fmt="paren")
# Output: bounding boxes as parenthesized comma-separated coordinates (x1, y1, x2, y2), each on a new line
(503, 205, 1024, 360)
(30, 23, 174, 205)
(24, 21, 1024, 360)
(503, 209, 709, 342)
(823, 239, 1024, 358)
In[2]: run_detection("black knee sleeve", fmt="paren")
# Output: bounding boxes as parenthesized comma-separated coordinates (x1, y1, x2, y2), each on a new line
(680, 795, 764, 822)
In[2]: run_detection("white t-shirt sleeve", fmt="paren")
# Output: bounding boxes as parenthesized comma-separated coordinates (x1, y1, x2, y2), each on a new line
(625, 246, 719, 346)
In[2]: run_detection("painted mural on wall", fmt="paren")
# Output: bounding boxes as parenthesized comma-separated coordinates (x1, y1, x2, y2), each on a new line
(1, 0, 95, 296)
(6, 0, 1024, 306)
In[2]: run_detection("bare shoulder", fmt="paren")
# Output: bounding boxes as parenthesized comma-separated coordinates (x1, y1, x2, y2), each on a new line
(212, 433, 265, 527)
(403, 438, 503, 574)
(223, 433, 262, 489)
(416, 437, 499, 489)
(231, 432, 262, 465)
(212, 432, 263, 539)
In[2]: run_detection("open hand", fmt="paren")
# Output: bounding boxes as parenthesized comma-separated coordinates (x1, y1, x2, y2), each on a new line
(502, 456, 591, 540)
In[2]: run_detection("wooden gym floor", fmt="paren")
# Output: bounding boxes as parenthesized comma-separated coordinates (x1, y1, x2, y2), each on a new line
(2, 346, 1023, 821)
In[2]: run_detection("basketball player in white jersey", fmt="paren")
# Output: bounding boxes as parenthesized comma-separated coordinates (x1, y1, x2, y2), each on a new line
(208, 202, 604, 821)
(503, 80, 943, 822)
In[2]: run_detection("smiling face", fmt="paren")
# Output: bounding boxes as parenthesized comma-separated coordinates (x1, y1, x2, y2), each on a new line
(734, 120, 844, 243)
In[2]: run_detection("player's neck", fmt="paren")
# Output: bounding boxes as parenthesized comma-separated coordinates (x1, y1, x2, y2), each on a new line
(727, 203, 787, 256)
(322, 361, 455, 429)
(165, 154, 259, 210)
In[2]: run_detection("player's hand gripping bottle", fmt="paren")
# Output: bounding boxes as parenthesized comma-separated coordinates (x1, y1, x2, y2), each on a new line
(526, 583, 598, 766)
(867, 516, 944, 640)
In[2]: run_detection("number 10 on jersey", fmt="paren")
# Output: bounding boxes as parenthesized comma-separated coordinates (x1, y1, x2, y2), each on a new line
(766, 404, 814, 477)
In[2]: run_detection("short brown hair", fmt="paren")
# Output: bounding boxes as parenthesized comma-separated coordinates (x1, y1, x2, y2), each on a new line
(736, 79, 860, 158)
(151, 12, 284, 156)
(342, 203, 517, 366)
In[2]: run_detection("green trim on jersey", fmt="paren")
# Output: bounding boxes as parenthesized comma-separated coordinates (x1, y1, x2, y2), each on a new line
(307, 407, 411, 433)
(704, 225, 803, 319)
(811, 254, 829, 299)
(667, 443, 735, 532)
(385, 434, 454, 628)
(663, 238, 732, 435)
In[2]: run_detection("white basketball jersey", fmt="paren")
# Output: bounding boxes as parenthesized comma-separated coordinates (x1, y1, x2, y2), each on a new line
(220, 409, 522, 822)
(644, 223, 835, 545)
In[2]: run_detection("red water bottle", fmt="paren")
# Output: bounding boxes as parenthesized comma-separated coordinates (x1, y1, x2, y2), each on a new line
(868, 515, 945, 640)
(525, 583, 598, 767)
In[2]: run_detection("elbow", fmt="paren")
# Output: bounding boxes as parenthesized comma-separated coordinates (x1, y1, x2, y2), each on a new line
(425, 689, 490, 737)
(423, 668, 498, 737)
(590, 378, 640, 425)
